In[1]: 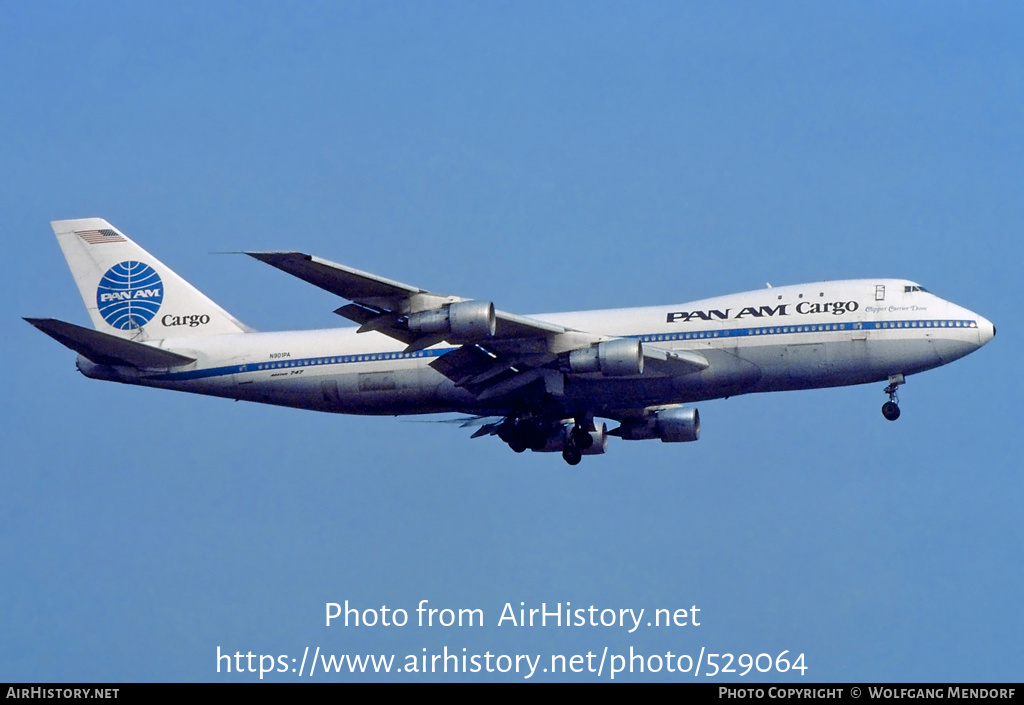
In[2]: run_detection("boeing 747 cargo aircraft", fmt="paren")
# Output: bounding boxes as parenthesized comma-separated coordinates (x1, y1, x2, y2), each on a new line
(26, 218, 995, 464)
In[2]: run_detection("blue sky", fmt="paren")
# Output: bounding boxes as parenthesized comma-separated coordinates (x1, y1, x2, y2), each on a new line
(2, 1, 1021, 682)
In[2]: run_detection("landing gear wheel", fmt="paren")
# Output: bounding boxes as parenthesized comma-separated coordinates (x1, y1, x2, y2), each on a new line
(881, 401, 901, 421)
(508, 439, 528, 453)
(562, 446, 582, 466)
(882, 374, 904, 422)
(570, 425, 593, 450)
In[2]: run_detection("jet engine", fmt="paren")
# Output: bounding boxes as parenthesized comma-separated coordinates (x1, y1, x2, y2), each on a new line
(612, 407, 701, 443)
(407, 300, 496, 340)
(567, 338, 644, 377)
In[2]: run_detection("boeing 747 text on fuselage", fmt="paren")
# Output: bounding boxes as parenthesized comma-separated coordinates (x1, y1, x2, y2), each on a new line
(27, 219, 996, 465)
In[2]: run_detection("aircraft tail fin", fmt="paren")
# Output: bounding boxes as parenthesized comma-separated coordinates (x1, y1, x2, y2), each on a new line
(50, 218, 250, 340)
(24, 318, 196, 369)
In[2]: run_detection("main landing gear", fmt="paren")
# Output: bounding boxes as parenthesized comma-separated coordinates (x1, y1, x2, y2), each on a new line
(562, 419, 599, 466)
(497, 415, 557, 455)
(496, 414, 596, 465)
(881, 374, 905, 421)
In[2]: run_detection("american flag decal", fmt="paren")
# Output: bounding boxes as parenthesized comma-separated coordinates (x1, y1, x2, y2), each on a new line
(76, 229, 126, 244)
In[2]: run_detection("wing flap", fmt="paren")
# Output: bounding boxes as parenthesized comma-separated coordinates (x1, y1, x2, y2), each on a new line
(25, 318, 196, 369)
(430, 344, 560, 401)
(429, 344, 497, 385)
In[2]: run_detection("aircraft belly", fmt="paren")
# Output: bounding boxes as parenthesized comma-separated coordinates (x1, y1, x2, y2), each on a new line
(560, 348, 762, 410)
(319, 367, 453, 414)
(742, 336, 946, 392)
(564, 376, 678, 411)
(930, 336, 981, 365)
(670, 347, 762, 400)
(173, 364, 460, 415)
(859, 337, 944, 376)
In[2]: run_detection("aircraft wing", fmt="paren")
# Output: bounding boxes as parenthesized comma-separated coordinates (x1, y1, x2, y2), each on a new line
(245, 252, 425, 306)
(247, 251, 568, 347)
(248, 251, 707, 401)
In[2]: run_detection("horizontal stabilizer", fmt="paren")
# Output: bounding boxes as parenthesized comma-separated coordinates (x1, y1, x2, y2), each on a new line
(24, 318, 195, 369)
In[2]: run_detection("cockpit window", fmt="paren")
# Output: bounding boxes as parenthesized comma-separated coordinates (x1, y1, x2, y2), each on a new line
(904, 285, 929, 293)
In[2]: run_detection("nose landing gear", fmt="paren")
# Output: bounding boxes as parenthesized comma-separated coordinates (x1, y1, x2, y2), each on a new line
(882, 374, 905, 421)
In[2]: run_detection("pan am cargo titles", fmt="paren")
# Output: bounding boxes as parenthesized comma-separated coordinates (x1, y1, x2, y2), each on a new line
(666, 301, 859, 324)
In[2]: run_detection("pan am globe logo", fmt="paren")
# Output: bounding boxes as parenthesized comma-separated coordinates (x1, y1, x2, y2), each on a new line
(96, 261, 164, 330)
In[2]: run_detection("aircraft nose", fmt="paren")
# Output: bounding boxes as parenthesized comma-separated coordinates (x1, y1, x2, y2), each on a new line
(976, 315, 996, 346)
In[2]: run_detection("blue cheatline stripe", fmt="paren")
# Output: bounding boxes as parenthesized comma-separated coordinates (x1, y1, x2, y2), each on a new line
(147, 346, 455, 382)
(146, 318, 978, 382)
(637, 318, 977, 343)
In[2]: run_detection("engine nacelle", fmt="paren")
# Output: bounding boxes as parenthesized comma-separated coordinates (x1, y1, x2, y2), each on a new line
(407, 300, 496, 341)
(614, 407, 701, 443)
(567, 338, 644, 377)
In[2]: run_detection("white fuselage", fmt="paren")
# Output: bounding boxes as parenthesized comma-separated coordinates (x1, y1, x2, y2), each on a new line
(80, 279, 995, 419)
